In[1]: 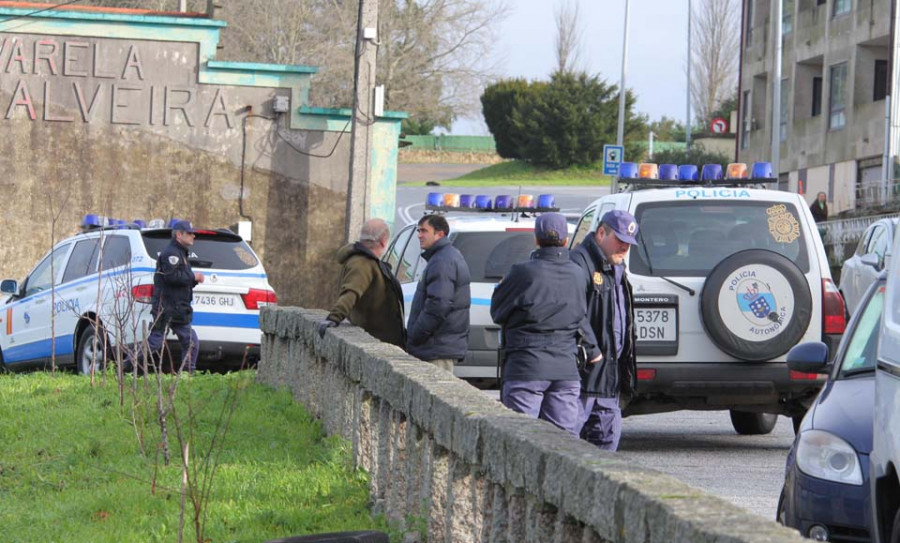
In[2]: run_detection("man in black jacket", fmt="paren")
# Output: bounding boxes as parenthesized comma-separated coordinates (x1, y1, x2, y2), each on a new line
(491, 213, 600, 434)
(570, 210, 639, 450)
(145, 220, 204, 373)
(407, 215, 470, 373)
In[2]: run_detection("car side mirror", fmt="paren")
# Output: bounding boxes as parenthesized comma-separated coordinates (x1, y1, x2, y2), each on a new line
(861, 253, 880, 269)
(0, 279, 17, 294)
(786, 341, 830, 374)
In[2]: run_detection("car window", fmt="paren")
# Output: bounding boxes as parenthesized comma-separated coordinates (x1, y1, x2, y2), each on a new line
(396, 230, 422, 284)
(142, 232, 259, 270)
(869, 226, 890, 260)
(856, 228, 873, 256)
(62, 238, 100, 283)
(385, 226, 414, 272)
(629, 201, 810, 276)
(838, 284, 884, 376)
(101, 235, 132, 270)
(24, 243, 71, 297)
(571, 207, 596, 248)
(451, 231, 536, 282)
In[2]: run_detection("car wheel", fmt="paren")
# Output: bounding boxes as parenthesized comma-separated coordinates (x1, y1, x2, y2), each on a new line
(701, 249, 812, 361)
(76, 324, 108, 375)
(891, 507, 900, 543)
(730, 410, 778, 435)
(776, 488, 786, 524)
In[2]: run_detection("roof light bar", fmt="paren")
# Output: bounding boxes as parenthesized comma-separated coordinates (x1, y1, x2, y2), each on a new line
(619, 162, 638, 179)
(658, 164, 678, 180)
(726, 163, 748, 179)
(678, 165, 699, 181)
(424, 192, 559, 213)
(638, 163, 659, 179)
(700, 164, 723, 182)
(617, 160, 777, 189)
(475, 195, 493, 209)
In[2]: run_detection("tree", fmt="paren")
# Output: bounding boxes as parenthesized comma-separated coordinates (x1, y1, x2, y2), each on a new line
(84, 0, 508, 131)
(648, 116, 686, 142)
(480, 78, 538, 159)
(690, 0, 740, 125)
(651, 144, 731, 170)
(554, 0, 583, 75)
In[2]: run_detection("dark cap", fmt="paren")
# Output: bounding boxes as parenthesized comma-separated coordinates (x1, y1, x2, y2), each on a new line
(534, 212, 568, 242)
(600, 210, 639, 245)
(172, 220, 195, 234)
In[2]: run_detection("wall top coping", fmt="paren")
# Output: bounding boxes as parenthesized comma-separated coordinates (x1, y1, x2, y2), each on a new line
(0, 2, 226, 27)
(300, 106, 409, 121)
(208, 60, 319, 75)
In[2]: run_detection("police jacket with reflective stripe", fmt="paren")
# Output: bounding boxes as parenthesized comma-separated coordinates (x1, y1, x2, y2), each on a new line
(407, 236, 471, 361)
(151, 239, 197, 325)
(490, 246, 599, 381)
(570, 233, 637, 398)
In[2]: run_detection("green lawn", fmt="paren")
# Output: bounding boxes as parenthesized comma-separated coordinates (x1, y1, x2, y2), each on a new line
(423, 160, 612, 186)
(0, 371, 389, 543)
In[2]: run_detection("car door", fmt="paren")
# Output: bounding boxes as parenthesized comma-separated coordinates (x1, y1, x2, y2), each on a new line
(4, 243, 72, 365)
(841, 226, 873, 313)
(856, 225, 888, 314)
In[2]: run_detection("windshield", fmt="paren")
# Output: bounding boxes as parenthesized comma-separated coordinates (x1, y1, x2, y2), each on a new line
(142, 232, 259, 270)
(630, 200, 809, 276)
(838, 283, 884, 378)
(451, 231, 536, 282)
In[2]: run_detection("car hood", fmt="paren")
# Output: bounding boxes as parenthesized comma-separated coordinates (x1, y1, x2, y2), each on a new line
(811, 375, 874, 455)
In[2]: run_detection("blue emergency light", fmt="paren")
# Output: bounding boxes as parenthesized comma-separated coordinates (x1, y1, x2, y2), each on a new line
(459, 194, 475, 208)
(424, 192, 559, 213)
(658, 164, 678, 181)
(678, 165, 699, 181)
(426, 192, 443, 207)
(132, 219, 147, 228)
(752, 161, 773, 179)
(82, 214, 102, 229)
(475, 195, 493, 209)
(495, 195, 514, 209)
(537, 194, 555, 209)
(618, 162, 638, 179)
(701, 164, 723, 182)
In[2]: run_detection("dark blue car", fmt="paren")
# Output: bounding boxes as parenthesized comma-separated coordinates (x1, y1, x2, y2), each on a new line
(778, 274, 884, 542)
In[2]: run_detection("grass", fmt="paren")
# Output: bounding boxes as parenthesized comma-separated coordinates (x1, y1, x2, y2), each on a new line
(415, 160, 612, 187)
(0, 371, 389, 543)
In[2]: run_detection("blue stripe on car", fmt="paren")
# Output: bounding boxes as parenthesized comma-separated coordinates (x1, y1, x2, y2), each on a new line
(3, 335, 75, 363)
(192, 313, 260, 329)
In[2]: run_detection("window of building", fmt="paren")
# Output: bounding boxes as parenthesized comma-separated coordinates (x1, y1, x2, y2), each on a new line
(780, 80, 789, 142)
(741, 90, 751, 149)
(829, 63, 847, 130)
(875, 60, 888, 102)
(833, 0, 851, 17)
(745, 0, 754, 48)
(783, 0, 794, 35)
(812, 76, 823, 116)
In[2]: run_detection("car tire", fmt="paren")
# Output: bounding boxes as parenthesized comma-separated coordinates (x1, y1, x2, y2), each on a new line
(730, 410, 778, 435)
(76, 324, 108, 375)
(701, 249, 812, 361)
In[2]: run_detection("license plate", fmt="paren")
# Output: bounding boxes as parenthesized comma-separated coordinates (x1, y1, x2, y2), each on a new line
(192, 294, 237, 307)
(635, 308, 677, 342)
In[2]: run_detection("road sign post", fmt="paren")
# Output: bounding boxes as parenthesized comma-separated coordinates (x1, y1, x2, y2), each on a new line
(604, 144, 624, 193)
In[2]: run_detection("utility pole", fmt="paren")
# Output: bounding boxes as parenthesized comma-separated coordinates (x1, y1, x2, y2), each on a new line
(614, 0, 630, 195)
(771, 0, 783, 181)
(686, 0, 692, 150)
(346, 0, 378, 243)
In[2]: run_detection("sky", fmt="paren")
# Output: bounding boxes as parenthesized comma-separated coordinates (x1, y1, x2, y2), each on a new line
(452, 0, 692, 135)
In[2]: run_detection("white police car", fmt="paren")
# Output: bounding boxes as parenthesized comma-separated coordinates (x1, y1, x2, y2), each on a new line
(572, 162, 846, 435)
(385, 193, 571, 382)
(0, 215, 276, 373)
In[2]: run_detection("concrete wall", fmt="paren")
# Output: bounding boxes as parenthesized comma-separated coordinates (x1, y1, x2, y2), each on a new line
(257, 306, 808, 543)
(0, 5, 405, 310)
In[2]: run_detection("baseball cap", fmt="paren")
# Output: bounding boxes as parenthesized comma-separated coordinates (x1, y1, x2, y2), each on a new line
(600, 210, 639, 245)
(534, 212, 568, 242)
(172, 220, 195, 234)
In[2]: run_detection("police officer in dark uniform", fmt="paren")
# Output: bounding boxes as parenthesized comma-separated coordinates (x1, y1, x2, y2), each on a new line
(490, 213, 600, 435)
(146, 219, 205, 373)
(570, 210, 639, 450)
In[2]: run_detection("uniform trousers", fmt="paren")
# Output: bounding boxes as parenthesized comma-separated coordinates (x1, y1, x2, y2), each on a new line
(579, 396, 622, 451)
(502, 380, 582, 435)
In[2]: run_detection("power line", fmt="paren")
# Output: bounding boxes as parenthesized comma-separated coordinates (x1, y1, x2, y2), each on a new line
(0, 0, 85, 29)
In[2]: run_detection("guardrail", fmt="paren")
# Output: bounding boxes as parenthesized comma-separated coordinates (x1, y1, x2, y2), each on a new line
(257, 307, 806, 543)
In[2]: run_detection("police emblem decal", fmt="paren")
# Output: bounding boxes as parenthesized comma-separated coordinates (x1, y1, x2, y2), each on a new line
(593, 272, 603, 286)
(717, 264, 795, 342)
(627, 221, 637, 234)
(169, 255, 180, 265)
(765, 204, 801, 244)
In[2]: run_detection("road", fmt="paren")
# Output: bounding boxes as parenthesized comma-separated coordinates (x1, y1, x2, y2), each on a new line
(395, 185, 608, 226)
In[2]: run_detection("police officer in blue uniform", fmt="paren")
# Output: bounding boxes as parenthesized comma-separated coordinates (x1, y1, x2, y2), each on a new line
(490, 213, 600, 435)
(145, 220, 205, 373)
(570, 210, 638, 450)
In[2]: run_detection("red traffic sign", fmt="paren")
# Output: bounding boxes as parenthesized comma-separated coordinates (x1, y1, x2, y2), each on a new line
(710, 117, 729, 134)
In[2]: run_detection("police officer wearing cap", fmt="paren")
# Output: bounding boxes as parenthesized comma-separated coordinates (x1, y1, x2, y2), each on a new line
(145, 219, 205, 373)
(570, 210, 639, 450)
(490, 213, 600, 435)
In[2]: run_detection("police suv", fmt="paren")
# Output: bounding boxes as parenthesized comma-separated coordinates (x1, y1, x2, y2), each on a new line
(573, 162, 845, 435)
(0, 215, 276, 373)
(385, 193, 571, 382)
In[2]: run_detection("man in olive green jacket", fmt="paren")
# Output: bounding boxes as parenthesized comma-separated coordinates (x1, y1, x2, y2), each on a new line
(318, 218, 406, 349)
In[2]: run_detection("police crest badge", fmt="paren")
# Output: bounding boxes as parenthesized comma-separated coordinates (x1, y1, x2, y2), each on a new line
(593, 272, 603, 286)
(168, 255, 180, 265)
(766, 204, 800, 244)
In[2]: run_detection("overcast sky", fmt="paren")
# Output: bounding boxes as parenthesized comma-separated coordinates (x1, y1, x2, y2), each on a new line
(453, 0, 692, 134)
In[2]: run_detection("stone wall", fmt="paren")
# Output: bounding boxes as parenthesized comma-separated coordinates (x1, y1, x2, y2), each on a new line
(257, 306, 807, 543)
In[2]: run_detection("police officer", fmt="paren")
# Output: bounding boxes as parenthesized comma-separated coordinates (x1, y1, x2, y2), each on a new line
(570, 210, 638, 450)
(490, 213, 600, 435)
(145, 219, 205, 373)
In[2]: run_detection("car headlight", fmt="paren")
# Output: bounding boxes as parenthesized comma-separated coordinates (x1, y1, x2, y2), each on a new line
(796, 429, 863, 485)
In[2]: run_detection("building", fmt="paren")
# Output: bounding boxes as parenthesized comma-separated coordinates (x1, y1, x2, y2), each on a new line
(738, 0, 894, 214)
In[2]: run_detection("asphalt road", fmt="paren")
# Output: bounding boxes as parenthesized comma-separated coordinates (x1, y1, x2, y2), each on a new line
(395, 185, 609, 226)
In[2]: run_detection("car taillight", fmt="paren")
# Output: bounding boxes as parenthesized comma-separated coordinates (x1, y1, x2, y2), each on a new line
(789, 370, 822, 380)
(132, 284, 154, 304)
(822, 278, 846, 335)
(637, 369, 656, 381)
(241, 288, 277, 310)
